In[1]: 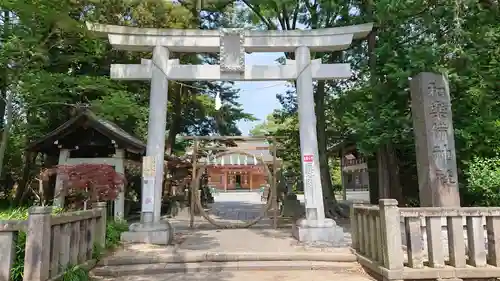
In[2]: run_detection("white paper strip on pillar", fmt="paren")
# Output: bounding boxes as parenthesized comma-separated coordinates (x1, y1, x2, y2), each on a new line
(215, 92, 222, 110)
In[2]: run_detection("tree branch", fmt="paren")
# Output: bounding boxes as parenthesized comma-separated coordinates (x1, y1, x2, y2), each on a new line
(240, 0, 276, 29)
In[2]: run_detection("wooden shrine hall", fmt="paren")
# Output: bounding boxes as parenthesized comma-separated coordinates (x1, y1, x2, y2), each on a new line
(25, 106, 188, 219)
(199, 140, 280, 191)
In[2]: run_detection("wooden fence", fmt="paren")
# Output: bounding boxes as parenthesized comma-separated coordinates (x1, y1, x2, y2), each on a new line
(0, 202, 107, 281)
(351, 199, 500, 280)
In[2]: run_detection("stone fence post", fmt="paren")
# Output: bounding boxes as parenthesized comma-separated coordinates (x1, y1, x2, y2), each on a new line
(92, 202, 107, 249)
(350, 200, 367, 251)
(379, 199, 404, 270)
(23, 206, 52, 281)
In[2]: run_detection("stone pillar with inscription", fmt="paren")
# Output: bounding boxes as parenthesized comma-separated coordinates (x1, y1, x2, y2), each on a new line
(120, 46, 174, 245)
(410, 72, 460, 207)
(292, 46, 345, 246)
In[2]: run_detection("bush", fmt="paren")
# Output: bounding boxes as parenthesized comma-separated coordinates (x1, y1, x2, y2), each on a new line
(105, 219, 128, 249)
(332, 184, 343, 193)
(464, 156, 500, 206)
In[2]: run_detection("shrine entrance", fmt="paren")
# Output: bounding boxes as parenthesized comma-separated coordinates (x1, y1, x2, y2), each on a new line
(87, 22, 373, 243)
(185, 136, 281, 229)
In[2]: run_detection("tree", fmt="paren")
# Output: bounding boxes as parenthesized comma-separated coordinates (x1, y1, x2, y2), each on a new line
(0, 0, 253, 206)
(249, 114, 280, 136)
(239, 0, 359, 217)
(241, 0, 500, 209)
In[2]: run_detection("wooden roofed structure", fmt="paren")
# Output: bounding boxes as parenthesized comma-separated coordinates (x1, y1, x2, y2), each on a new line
(329, 138, 370, 201)
(26, 107, 190, 219)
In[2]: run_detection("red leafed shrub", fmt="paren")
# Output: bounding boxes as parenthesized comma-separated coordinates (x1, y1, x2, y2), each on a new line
(51, 164, 126, 203)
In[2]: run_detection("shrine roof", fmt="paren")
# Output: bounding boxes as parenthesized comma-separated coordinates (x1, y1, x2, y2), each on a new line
(26, 108, 146, 155)
(200, 139, 279, 165)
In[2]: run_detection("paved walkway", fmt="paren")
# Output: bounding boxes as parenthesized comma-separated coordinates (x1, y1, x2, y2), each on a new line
(98, 271, 371, 281)
(119, 191, 353, 255)
(93, 192, 369, 281)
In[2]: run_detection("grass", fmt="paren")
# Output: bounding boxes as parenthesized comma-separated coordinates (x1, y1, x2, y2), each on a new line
(0, 208, 29, 220)
(0, 208, 128, 281)
(105, 219, 129, 249)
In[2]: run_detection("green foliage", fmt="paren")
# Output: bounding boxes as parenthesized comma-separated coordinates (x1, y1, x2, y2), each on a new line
(243, 0, 500, 206)
(11, 231, 26, 281)
(61, 265, 90, 281)
(0, 0, 253, 208)
(105, 219, 128, 249)
(464, 157, 500, 207)
(92, 242, 105, 261)
(0, 208, 29, 220)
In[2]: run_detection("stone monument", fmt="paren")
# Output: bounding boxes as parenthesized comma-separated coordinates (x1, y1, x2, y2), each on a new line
(410, 72, 460, 207)
(87, 22, 373, 244)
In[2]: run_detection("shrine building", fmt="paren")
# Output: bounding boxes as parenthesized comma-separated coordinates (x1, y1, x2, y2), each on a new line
(201, 140, 278, 191)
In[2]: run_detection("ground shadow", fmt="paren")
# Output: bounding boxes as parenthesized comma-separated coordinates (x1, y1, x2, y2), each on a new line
(112, 271, 236, 281)
(207, 201, 267, 221)
(173, 229, 221, 251)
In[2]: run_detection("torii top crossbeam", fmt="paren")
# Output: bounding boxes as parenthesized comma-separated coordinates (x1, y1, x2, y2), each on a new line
(86, 22, 373, 81)
(87, 23, 373, 53)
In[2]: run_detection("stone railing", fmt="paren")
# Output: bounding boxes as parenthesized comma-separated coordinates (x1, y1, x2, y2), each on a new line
(351, 199, 500, 281)
(0, 203, 107, 281)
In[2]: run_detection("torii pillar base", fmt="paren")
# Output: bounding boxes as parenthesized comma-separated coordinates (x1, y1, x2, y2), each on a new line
(120, 221, 174, 245)
(292, 218, 346, 247)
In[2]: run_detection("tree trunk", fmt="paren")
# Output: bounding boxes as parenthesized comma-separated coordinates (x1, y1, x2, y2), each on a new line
(0, 10, 9, 129)
(12, 151, 37, 206)
(0, 91, 13, 179)
(377, 145, 390, 198)
(387, 143, 403, 204)
(367, 155, 379, 204)
(165, 85, 183, 155)
(315, 80, 346, 218)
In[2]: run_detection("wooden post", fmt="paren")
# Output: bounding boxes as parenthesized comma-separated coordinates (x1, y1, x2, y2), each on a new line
(272, 138, 278, 229)
(190, 139, 198, 228)
(224, 171, 228, 192)
(54, 149, 70, 207)
(24, 206, 52, 281)
(340, 148, 347, 200)
(113, 149, 125, 221)
(92, 202, 107, 249)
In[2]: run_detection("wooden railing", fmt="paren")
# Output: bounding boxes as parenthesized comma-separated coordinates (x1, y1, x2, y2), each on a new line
(351, 199, 500, 281)
(0, 202, 107, 281)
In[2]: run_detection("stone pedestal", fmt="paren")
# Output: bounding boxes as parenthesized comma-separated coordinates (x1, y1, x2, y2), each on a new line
(282, 194, 304, 218)
(292, 218, 345, 246)
(121, 221, 174, 245)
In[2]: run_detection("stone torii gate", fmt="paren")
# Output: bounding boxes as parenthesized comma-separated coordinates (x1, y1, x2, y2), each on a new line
(87, 22, 373, 245)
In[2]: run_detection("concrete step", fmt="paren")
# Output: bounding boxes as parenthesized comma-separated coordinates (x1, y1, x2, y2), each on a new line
(91, 270, 374, 281)
(98, 251, 357, 266)
(91, 260, 363, 277)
